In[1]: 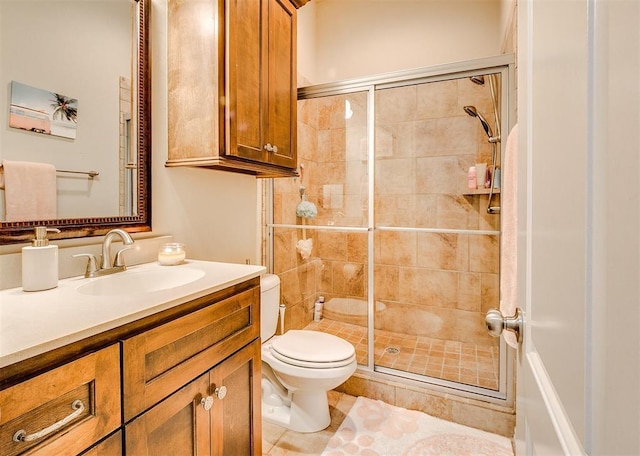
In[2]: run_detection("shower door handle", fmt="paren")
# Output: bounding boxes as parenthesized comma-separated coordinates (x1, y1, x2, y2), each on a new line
(485, 308, 523, 343)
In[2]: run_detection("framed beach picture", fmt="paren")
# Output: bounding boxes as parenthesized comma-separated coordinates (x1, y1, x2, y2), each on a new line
(9, 81, 78, 139)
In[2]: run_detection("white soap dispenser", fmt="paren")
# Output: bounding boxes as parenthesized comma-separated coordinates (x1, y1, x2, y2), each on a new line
(22, 226, 61, 292)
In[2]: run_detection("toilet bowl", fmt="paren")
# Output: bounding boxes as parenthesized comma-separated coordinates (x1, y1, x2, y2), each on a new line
(260, 274, 357, 433)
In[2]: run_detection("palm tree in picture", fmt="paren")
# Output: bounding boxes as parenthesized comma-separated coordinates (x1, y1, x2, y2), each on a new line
(50, 93, 78, 123)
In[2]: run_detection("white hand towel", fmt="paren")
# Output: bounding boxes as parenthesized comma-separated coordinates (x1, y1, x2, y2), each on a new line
(500, 124, 519, 348)
(2, 160, 57, 222)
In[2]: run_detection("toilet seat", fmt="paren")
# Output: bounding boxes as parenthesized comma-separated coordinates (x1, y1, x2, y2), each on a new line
(269, 330, 355, 369)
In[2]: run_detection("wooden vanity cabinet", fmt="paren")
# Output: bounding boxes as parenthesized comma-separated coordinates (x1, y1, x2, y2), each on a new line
(1, 275, 263, 456)
(122, 282, 262, 455)
(0, 344, 121, 456)
(166, 0, 306, 177)
(125, 340, 261, 456)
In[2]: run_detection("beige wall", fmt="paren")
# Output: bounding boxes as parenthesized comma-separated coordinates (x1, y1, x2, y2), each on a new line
(148, 0, 259, 265)
(300, 0, 504, 84)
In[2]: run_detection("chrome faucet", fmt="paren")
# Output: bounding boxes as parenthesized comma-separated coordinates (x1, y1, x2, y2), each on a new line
(100, 228, 134, 270)
(74, 228, 135, 278)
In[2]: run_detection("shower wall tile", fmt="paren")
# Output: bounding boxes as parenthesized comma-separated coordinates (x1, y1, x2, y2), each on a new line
(347, 233, 367, 262)
(374, 264, 400, 302)
(375, 231, 417, 266)
(416, 232, 469, 271)
(416, 155, 474, 195)
(456, 310, 497, 346)
(457, 272, 482, 312)
(346, 125, 368, 161)
(481, 273, 499, 313)
(434, 117, 478, 155)
(375, 157, 415, 195)
(414, 194, 438, 227)
(375, 85, 418, 124)
(375, 122, 416, 158)
(469, 234, 499, 273)
(273, 230, 297, 273)
(317, 96, 347, 130)
(436, 194, 479, 230)
(298, 98, 319, 128)
(413, 119, 442, 156)
(398, 267, 458, 308)
(375, 194, 417, 227)
(416, 80, 459, 120)
(316, 231, 348, 260)
(318, 259, 333, 292)
(331, 261, 366, 298)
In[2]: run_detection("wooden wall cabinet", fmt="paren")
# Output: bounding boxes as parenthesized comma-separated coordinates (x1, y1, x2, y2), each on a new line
(167, 0, 307, 178)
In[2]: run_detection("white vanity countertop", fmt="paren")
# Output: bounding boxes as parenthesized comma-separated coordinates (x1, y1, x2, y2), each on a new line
(0, 260, 266, 369)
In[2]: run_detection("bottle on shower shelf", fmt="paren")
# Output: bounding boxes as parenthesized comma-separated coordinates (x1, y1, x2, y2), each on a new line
(314, 296, 325, 322)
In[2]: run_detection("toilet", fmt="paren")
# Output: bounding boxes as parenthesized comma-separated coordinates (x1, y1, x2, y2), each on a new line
(260, 274, 357, 433)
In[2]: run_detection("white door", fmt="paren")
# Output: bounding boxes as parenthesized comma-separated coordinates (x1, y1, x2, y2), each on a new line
(515, 1, 640, 455)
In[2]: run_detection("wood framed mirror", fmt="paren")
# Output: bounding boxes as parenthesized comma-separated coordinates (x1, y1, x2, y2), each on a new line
(0, 0, 151, 245)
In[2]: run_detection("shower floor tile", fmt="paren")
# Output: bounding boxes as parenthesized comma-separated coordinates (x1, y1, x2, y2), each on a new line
(305, 318, 499, 391)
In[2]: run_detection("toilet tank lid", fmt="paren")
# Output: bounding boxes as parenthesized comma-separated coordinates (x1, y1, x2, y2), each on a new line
(260, 273, 280, 291)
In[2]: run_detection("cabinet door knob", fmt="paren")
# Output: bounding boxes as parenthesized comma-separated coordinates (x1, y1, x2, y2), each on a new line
(264, 143, 278, 153)
(214, 386, 227, 400)
(201, 395, 214, 411)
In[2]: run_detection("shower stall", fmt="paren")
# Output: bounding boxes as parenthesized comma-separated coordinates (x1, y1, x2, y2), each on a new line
(267, 55, 515, 403)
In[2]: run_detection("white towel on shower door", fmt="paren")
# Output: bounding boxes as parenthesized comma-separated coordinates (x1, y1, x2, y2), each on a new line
(500, 124, 519, 349)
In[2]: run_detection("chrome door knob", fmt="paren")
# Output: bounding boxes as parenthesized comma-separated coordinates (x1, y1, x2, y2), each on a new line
(485, 308, 523, 343)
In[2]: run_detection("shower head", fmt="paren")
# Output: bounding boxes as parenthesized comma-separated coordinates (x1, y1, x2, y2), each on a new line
(469, 75, 485, 85)
(463, 105, 499, 143)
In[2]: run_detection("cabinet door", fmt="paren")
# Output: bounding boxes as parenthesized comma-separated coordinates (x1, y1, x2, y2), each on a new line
(266, 0, 296, 169)
(227, 0, 268, 163)
(210, 339, 262, 456)
(227, 0, 296, 170)
(125, 374, 210, 456)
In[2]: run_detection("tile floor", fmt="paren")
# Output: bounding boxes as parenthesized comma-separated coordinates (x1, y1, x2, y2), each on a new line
(262, 391, 514, 455)
(305, 318, 500, 390)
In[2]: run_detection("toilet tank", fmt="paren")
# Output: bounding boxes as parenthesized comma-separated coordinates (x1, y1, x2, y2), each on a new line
(260, 274, 281, 341)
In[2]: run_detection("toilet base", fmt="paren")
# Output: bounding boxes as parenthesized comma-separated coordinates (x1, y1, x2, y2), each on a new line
(262, 388, 331, 433)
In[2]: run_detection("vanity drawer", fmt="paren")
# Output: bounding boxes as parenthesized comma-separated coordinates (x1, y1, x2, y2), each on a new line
(0, 344, 121, 456)
(122, 285, 260, 421)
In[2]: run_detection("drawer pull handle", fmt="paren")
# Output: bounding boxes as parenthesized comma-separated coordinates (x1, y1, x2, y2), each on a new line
(13, 399, 85, 443)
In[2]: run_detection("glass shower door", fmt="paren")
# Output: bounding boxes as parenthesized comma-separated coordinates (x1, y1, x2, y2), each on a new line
(372, 76, 502, 391)
(272, 90, 371, 365)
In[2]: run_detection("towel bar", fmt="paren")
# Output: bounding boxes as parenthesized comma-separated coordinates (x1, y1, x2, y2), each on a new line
(0, 164, 99, 189)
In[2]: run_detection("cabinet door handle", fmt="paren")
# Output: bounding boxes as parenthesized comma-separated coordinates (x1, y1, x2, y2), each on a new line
(214, 386, 227, 400)
(201, 396, 214, 411)
(264, 143, 278, 153)
(13, 399, 85, 443)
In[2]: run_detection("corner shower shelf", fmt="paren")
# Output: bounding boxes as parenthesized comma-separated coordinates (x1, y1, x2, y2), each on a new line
(463, 188, 501, 196)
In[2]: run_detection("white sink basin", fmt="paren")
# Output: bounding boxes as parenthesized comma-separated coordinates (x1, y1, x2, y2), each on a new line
(77, 266, 206, 296)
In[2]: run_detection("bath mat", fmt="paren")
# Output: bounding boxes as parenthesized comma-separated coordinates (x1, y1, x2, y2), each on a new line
(321, 396, 513, 456)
